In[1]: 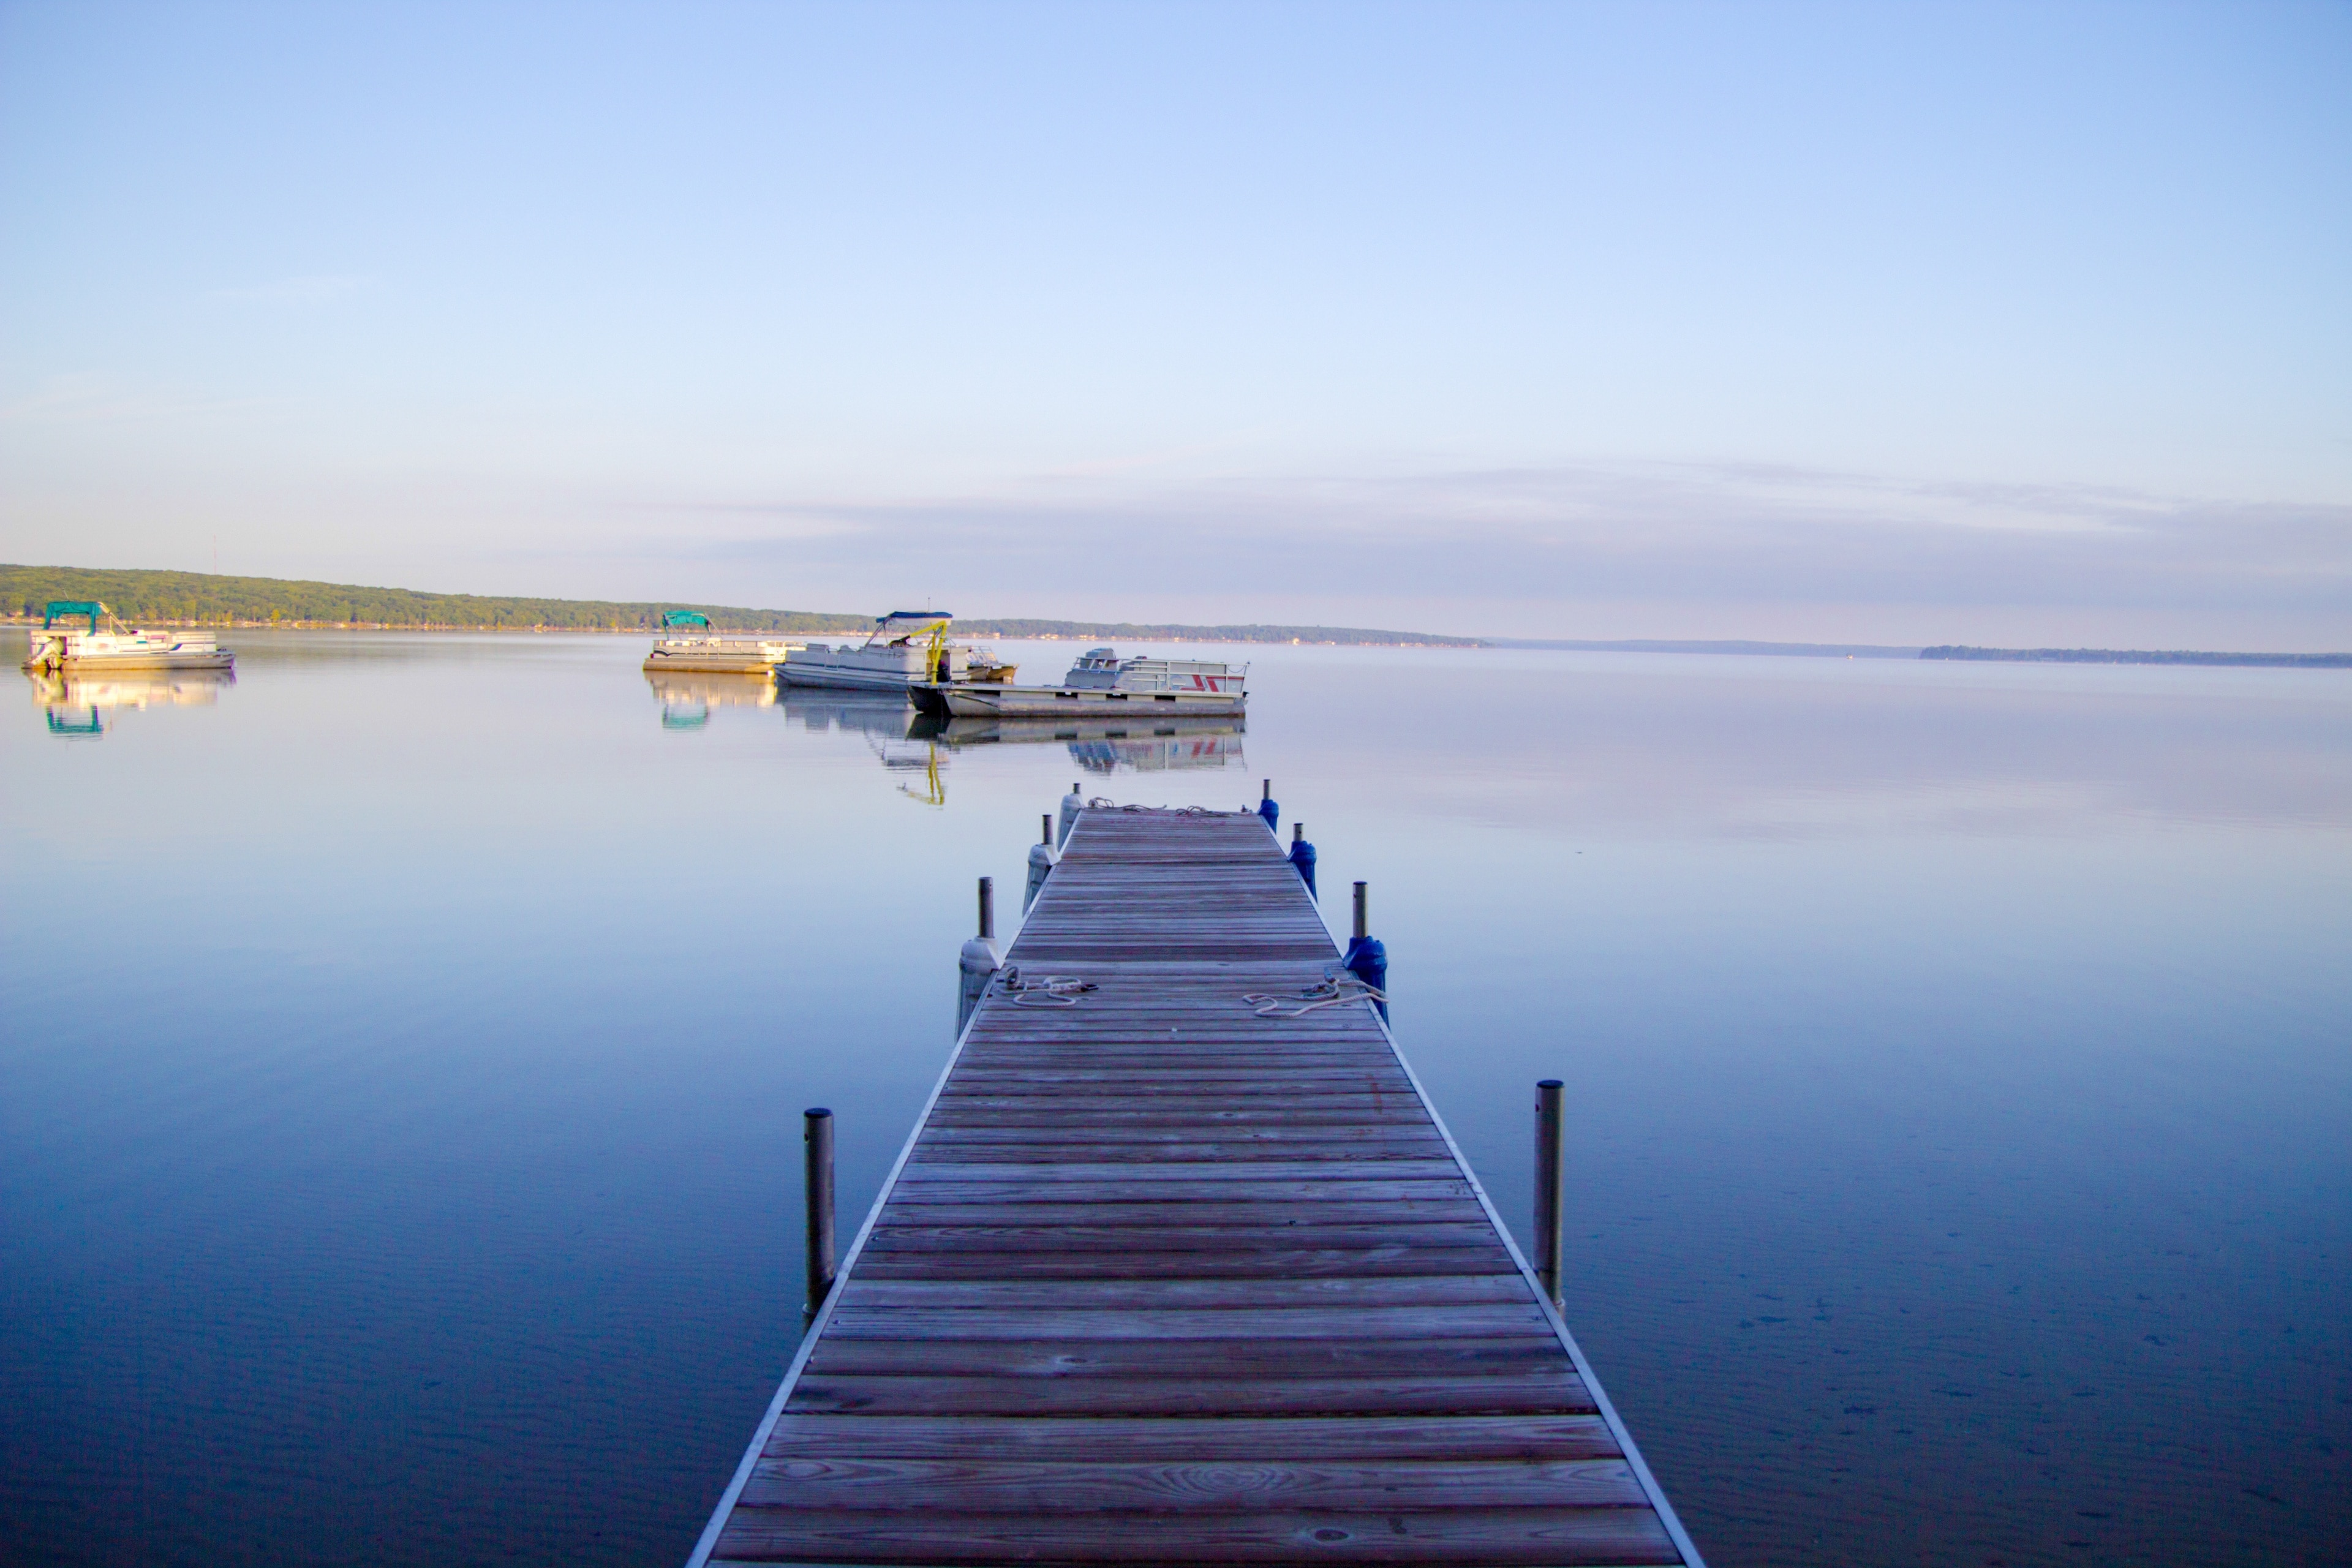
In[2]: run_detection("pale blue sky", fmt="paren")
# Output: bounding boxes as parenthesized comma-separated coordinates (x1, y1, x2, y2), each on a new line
(4, 1, 2347, 641)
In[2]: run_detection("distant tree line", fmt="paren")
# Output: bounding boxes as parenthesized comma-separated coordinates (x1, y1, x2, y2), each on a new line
(2, 565, 1478, 644)
(1, 565, 871, 632)
(1920, 645, 2351, 668)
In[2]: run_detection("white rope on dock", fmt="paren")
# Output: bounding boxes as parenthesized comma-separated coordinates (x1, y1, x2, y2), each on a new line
(1243, 968, 1387, 1018)
(993, 967, 1099, 1008)
(1086, 798, 1254, 817)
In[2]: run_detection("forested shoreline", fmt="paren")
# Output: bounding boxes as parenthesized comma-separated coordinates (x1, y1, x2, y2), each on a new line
(3, 564, 867, 633)
(2, 565, 1476, 645)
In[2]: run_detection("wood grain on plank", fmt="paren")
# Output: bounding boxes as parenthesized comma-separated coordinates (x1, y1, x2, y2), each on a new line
(713, 1504, 1679, 1565)
(900, 1153, 1467, 1175)
(818, 1304, 1549, 1340)
(887, 1177, 1479, 1203)
(738, 1456, 1648, 1512)
(782, 1373, 1596, 1419)
(757, 1414, 1628, 1461)
(873, 1199, 1493, 1228)
(850, 1246, 1517, 1281)
(802, 1336, 1577, 1379)
(859, 1223, 1507, 1254)
(832, 1276, 1538, 1309)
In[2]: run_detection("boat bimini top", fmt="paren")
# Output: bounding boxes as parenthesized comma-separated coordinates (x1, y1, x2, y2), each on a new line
(43, 601, 110, 632)
(661, 610, 712, 630)
(865, 610, 953, 646)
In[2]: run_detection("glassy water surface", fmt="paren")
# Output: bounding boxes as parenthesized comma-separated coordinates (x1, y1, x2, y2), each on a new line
(3, 631, 2346, 1567)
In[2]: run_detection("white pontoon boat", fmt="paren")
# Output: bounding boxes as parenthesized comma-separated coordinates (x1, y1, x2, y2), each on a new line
(914, 647, 1246, 718)
(641, 610, 803, 674)
(781, 611, 1016, 695)
(21, 602, 233, 673)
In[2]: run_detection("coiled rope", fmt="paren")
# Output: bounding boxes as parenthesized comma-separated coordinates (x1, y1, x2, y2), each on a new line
(1244, 968, 1387, 1018)
(1087, 798, 1252, 818)
(993, 966, 1099, 1008)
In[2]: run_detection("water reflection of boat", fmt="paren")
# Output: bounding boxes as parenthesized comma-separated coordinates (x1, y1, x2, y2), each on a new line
(865, 723, 946, 805)
(22, 601, 235, 673)
(880, 739, 946, 805)
(646, 669, 778, 729)
(641, 609, 803, 674)
(26, 666, 234, 737)
(782, 693, 930, 739)
(934, 714, 1245, 774)
(777, 692, 949, 801)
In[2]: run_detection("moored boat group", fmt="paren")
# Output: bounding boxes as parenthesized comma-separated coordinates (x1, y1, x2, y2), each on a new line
(643, 608, 1248, 716)
(16, 601, 1248, 733)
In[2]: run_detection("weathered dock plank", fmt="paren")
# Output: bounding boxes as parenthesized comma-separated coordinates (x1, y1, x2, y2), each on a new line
(688, 806, 1700, 1568)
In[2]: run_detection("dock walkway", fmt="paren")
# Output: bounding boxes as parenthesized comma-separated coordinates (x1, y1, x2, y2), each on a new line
(690, 806, 1700, 1567)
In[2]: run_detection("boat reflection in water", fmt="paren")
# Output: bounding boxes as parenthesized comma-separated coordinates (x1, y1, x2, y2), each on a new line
(933, 714, 1245, 776)
(644, 670, 778, 731)
(26, 668, 235, 738)
(783, 695, 922, 739)
(785, 695, 951, 804)
(775, 697, 1246, 804)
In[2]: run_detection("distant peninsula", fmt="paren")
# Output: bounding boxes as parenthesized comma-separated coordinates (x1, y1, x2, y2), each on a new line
(1920, 645, 2351, 669)
(0, 564, 1477, 646)
(1488, 638, 1921, 658)
(952, 617, 1476, 646)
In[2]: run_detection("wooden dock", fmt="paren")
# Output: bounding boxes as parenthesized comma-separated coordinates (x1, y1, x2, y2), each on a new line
(689, 805, 1702, 1567)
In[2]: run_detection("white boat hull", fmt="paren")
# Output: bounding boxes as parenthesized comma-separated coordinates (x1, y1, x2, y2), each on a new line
(782, 644, 964, 692)
(51, 650, 235, 671)
(780, 662, 927, 692)
(643, 643, 796, 675)
(932, 684, 1246, 719)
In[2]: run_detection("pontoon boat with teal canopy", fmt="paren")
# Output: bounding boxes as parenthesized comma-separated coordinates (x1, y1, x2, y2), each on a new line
(643, 609, 802, 676)
(22, 603, 233, 673)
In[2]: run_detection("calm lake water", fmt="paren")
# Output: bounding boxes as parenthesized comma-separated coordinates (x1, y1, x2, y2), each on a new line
(4, 630, 2348, 1567)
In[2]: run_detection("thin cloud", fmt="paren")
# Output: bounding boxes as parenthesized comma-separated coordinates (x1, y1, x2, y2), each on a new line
(650, 461, 2352, 621)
